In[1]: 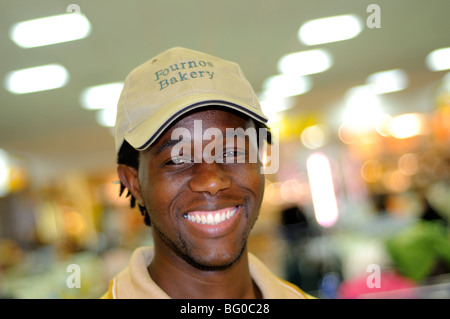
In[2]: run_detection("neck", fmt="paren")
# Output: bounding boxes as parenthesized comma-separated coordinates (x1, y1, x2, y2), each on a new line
(148, 241, 262, 299)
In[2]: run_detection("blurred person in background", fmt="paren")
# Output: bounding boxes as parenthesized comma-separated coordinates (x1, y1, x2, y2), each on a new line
(101, 47, 313, 299)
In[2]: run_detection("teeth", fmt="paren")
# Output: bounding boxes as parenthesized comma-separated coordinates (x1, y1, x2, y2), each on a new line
(214, 213, 221, 224)
(185, 207, 238, 225)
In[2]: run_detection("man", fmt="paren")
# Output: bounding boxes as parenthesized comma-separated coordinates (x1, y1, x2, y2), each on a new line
(102, 47, 312, 299)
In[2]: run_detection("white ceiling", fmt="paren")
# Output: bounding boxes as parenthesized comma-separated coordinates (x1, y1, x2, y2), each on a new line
(1, 0, 449, 180)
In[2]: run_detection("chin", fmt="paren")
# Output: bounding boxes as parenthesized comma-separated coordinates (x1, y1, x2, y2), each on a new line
(186, 245, 247, 272)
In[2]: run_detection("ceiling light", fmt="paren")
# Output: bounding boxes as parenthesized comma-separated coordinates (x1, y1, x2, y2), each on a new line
(259, 95, 295, 120)
(10, 13, 91, 48)
(426, 47, 450, 71)
(0, 149, 10, 197)
(4, 64, 69, 94)
(277, 49, 333, 76)
(299, 14, 363, 46)
(80, 82, 124, 110)
(96, 107, 117, 127)
(342, 85, 384, 131)
(262, 74, 312, 99)
(389, 113, 424, 139)
(366, 69, 408, 94)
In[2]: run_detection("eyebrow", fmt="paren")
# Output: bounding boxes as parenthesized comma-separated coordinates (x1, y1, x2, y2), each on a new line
(155, 138, 184, 154)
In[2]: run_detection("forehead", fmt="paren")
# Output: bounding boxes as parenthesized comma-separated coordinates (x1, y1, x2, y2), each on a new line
(176, 107, 251, 127)
(155, 108, 254, 143)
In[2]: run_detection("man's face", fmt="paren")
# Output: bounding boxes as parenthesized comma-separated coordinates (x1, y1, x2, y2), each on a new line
(137, 108, 265, 270)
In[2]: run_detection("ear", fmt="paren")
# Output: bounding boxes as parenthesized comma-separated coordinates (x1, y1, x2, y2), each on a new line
(117, 164, 144, 206)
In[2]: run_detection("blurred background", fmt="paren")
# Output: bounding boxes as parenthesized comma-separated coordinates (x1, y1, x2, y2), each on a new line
(1, 0, 449, 299)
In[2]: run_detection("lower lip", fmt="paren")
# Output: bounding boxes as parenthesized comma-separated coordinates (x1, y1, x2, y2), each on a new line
(184, 206, 243, 238)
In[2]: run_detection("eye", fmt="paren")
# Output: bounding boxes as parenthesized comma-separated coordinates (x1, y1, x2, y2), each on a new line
(225, 150, 239, 157)
(164, 157, 192, 166)
(222, 149, 246, 161)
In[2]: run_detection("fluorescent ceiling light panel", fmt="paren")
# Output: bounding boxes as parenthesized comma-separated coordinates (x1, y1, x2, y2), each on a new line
(10, 13, 91, 48)
(0, 149, 10, 197)
(259, 95, 295, 120)
(342, 85, 384, 131)
(299, 14, 363, 46)
(96, 107, 117, 127)
(301, 125, 329, 150)
(389, 113, 424, 139)
(426, 47, 450, 71)
(262, 74, 312, 99)
(80, 82, 124, 110)
(277, 49, 333, 76)
(4, 64, 69, 94)
(366, 69, 408, 94)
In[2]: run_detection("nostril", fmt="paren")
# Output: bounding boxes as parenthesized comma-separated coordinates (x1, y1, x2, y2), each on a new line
(188, 164, 231, 195)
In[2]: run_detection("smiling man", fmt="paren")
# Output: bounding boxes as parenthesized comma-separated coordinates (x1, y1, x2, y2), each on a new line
(102, 47, 311, 299)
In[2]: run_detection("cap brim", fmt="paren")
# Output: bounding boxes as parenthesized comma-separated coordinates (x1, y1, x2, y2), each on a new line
(124, 94, 268, 151)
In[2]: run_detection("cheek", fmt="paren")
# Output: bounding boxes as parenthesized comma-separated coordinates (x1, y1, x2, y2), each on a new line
(255, 176, 265, 206)
(238, 164, 265, 199)
(140, 170, 185, 215)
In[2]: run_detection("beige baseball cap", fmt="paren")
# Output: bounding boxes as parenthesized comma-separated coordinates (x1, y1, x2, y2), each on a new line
(114, 47, 268, 153)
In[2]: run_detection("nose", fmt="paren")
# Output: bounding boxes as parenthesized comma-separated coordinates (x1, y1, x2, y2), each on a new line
(188, 163, 231, 196)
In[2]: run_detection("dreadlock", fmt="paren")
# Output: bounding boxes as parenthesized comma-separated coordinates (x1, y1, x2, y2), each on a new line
(117, 140, 152, 226)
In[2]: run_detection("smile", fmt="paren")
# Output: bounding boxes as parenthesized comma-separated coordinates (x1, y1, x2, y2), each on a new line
(184, 206, 240, 226)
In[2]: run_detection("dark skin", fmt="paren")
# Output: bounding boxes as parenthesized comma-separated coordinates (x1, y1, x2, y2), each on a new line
(117, 109, 265, 299)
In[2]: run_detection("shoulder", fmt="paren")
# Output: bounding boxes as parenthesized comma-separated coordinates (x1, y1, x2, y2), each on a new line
(277, 277, 316, 299)
(248, 253, 315, 299)
(100, 279, 115, 299)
